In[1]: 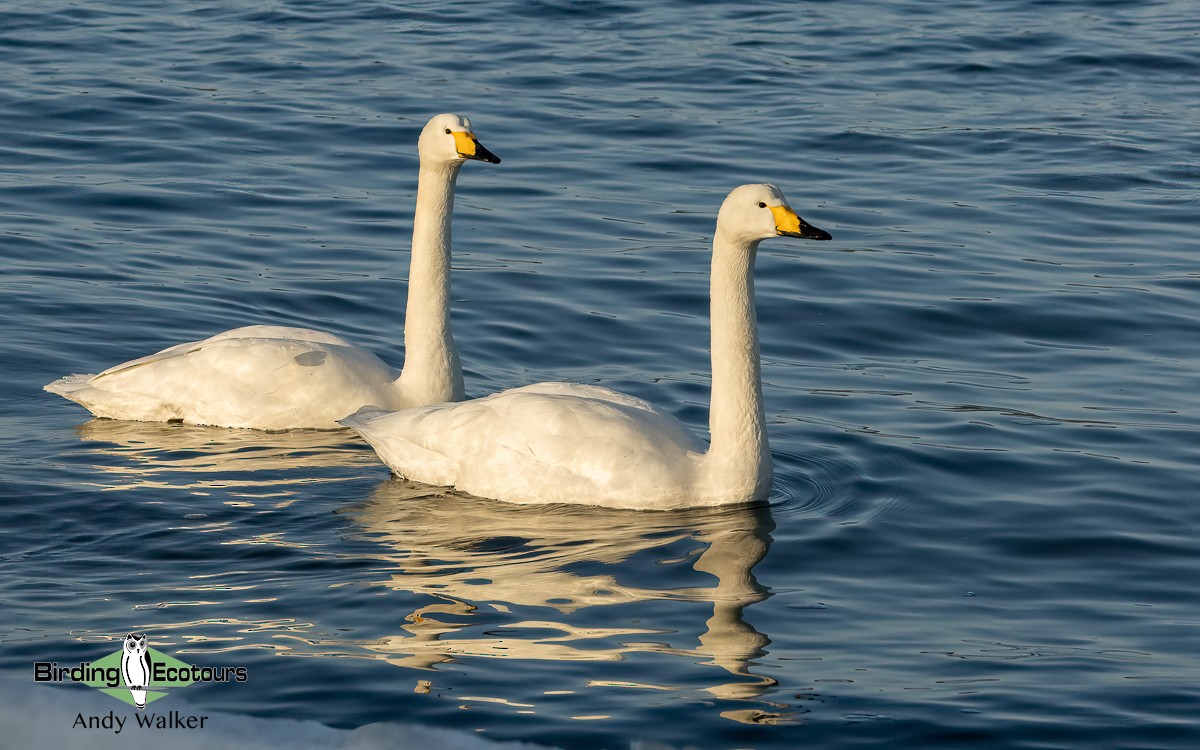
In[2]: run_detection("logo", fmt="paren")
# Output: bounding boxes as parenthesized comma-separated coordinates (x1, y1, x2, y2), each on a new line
(34, 633, 247, 709)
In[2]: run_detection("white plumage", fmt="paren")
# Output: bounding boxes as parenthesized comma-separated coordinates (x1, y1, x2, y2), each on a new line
(346, 382, 708, 508)
(45, 114, 500, 430)
(343, 184, 832, 510)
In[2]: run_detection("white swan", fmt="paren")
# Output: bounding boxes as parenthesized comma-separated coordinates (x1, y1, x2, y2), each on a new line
(341, 184, 831, 510)
(45, 114, 500, 431)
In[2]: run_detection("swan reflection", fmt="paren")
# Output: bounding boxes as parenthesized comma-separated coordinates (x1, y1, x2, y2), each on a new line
(69, 418, 373, 492)
(70, 420, 785, 719)
(333, 478, 778, 711)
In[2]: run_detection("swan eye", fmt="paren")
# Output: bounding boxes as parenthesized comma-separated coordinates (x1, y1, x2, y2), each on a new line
(444, 128, 452, 135)
(757, 202, 767, 208)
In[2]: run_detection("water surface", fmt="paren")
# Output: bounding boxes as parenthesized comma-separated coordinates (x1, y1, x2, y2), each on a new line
(2, 1, 1198, 747)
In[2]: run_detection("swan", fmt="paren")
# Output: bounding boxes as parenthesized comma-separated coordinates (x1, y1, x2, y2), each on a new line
(45, 113, 500, 431)
(341, 184, 831, 510)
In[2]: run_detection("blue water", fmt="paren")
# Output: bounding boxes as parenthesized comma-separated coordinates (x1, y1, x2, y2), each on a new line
(3, 0, 1199, 747)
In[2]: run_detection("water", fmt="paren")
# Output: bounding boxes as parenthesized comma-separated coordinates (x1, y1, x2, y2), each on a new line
(2, 0, 1198, 747)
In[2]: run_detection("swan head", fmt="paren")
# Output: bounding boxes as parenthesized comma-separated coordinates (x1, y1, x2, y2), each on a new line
(717, 184, 831, 244)
(419, 113, 501, 166)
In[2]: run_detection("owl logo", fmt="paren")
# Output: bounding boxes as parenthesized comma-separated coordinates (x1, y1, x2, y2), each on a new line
(120, 633, 152, 709)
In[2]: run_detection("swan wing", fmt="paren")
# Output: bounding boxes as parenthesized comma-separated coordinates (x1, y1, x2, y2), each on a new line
(343, 383, 707, 508)
(47, 327, 400, 430)
(87, 326, 357, 379)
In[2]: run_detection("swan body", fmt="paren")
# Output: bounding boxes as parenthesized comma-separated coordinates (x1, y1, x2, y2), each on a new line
(46, 114, 500, 430)
(345, 382, 708, 509)
(343, 184, 831, 509)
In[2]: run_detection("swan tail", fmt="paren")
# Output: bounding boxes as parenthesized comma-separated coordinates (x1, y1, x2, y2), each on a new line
(44, 374, 170, 421)
(340, 407, 460, 486)
(338, 406, 393, 432)
(44, 374, 98, 401)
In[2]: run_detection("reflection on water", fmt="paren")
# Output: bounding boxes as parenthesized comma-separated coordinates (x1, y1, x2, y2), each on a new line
(321, 480, 780, 715)
(63, 421, 785, 719)
(69, 419, 374, 493)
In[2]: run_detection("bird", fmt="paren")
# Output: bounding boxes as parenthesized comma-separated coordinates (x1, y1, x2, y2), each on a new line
(120, 633, 151, 710)
(44, 113, 500, 430)
(341, 183, 831, 510)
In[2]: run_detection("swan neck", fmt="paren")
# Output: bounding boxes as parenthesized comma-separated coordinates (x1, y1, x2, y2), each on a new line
(701, 229, 772, 501)
(397, 160, 465, 405)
